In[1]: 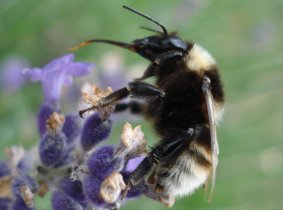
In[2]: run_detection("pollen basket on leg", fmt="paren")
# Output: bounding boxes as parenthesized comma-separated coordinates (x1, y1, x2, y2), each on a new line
(185, 44, 216, 72)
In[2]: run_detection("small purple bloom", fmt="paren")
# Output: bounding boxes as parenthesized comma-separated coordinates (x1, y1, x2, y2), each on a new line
(23, 54, 94, 102)
(81, 113, 112, 151)
(0, 56, 28, 93)
(124, 156, 145, 172)
(51, 190, 83, 210)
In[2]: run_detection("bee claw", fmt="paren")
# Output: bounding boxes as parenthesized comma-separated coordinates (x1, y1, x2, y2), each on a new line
(79, 110, 85, 118)
(78, 106, 96, 118)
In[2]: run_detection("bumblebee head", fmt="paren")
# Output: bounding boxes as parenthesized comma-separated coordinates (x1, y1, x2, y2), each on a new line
(70, 6, 188, 62)
(131, 34, 187, 61)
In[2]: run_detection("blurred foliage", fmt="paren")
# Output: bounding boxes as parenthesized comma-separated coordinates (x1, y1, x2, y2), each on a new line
(1, 0, 283, 210)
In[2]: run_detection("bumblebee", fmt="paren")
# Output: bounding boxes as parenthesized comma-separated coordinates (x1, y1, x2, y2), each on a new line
(74, 5, 224, 207)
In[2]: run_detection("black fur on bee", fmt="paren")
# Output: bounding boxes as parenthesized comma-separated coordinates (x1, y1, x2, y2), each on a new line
(74, 5, 224, 206)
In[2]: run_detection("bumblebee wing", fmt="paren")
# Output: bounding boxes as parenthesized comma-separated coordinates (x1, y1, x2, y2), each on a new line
(202, 77, 219, 202)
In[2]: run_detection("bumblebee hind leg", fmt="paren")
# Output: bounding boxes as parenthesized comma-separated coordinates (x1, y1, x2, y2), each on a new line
(121, 128, 196, 202)
(144, 184, 175, 207)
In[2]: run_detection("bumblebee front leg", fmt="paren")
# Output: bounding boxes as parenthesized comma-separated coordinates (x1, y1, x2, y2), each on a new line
(79, 81, 165, 117)
(114, 101, 144, 114)
(135, 63, 158, 81)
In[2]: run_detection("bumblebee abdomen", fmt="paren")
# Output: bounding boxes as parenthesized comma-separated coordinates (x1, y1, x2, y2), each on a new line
(157, 142, 212, 197)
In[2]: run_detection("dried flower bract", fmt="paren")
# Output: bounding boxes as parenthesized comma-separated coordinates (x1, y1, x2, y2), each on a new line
(46, 112, 65, 131)
(115, 122, 147, 158)
(99, 172, 126, 204)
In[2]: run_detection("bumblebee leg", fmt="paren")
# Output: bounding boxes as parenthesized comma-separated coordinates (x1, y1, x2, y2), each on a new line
(154, 50, 183, 65)
(79, 81, 165, 117)
(114, 101, 144, 114)
(144, 185, 175, 207)
(101, 81, 165, 105)
(135, 63, 158, 81)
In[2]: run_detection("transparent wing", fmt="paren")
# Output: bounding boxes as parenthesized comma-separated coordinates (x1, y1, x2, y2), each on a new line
(202, 77, 219, 202)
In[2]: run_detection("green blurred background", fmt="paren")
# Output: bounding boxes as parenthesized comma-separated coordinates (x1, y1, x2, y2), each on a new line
(1, 0, 283, 209)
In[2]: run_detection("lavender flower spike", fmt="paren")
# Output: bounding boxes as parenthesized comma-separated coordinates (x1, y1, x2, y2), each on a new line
(23, 54, 94, 102)
(39, 112, 67, 167)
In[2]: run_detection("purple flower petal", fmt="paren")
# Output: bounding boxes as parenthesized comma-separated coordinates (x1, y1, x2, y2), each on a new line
(68, 62, 94, 76)
(23, 53, 94, 102)
(63, 76, 73, 86)
(22, 68, 42, 81)
(125, 156, 145, 172)
(43, 54, 74, 72)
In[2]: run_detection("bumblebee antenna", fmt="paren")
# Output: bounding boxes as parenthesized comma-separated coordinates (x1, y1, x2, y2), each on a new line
(123, 5, 168, 36)
(139, 26, 162, 34)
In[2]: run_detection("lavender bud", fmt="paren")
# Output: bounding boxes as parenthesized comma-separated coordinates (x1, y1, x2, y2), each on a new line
(39, 132, 66, 167)
(38, 101, 59, 136)
(39, 112, 67, 167)
(82, 174, 105, 208)
(59, 177, 86, 207)
(11, 175, 38, 199)
(51, 190, 82, 210)
(11, 174, 37, 208)
(81, 113, 111, 151)
(52, 150, 73, 168)
(11, 198, 35, 210)
(86, 146, 124, 178)
(0, 162, 11, 178)
(0, 198, 12, 210)
(62, 113, 81, 145)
